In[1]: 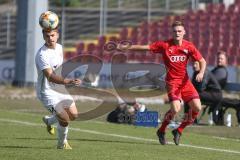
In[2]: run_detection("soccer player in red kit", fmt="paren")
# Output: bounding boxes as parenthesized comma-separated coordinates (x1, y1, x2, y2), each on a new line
(118, 21, 206, 145)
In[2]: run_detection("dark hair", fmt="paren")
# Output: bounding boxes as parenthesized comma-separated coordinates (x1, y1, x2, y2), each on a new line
(217, 50, 227, 56)
(172, 21, 184, 28)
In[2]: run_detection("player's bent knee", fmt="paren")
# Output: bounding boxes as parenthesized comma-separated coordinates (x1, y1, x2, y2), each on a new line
(188, 99, 202, 112)
(196, 102, 202, 111)
(171, 101, 182, 113)
(170, 107, 180, 114)
(193, 105, 202, 112)
(69, 113, 78, 121)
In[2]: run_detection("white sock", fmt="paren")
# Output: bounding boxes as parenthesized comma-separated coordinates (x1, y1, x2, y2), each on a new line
(47, 115, 57, 125)
(57, 122, 68, 146)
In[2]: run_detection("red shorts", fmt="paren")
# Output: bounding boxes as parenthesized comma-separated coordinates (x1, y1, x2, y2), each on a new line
(166, 79, 199, 103)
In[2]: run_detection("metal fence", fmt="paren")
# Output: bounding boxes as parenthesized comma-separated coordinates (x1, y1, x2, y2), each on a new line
(0, 0, 221, 58)
(0, 1, 16, 59)
(54, 0, 194, 41)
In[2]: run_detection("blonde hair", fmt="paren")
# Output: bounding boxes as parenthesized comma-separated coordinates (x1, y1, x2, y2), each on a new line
(42, 27, 59, 34)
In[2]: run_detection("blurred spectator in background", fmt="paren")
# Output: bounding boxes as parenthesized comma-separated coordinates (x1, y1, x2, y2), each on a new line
(211, 51, 228, 89)
(184, 61, 222, 125)
(209, 51, 228, 125)
(213, 51, 240, 126)
(107, 102, 146, 124)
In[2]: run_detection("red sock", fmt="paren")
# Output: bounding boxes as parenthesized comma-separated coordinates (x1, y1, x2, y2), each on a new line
(177, 109, 199, 134)
(159, 109, 175, 132)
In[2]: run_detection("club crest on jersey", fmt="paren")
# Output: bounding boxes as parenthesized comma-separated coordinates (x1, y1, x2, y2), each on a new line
(170, 55, 186, 62)
(183, 49, 189, 54)
(168, 48, 173, 53)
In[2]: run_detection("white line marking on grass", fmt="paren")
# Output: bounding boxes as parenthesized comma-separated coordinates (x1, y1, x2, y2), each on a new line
(212, 136, 240, 142)
(85, 120, 107, 124)
(1, 118, 240, 154)
(180, 144, 240, 154)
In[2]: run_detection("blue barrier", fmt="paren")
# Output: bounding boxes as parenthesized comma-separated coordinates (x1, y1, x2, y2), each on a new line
(134, 111, 159, 127)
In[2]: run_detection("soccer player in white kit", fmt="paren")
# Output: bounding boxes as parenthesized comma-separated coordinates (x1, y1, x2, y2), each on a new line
(35, 28, 81, 149)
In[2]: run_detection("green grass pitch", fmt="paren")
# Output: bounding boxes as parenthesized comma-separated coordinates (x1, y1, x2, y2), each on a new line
(0, 98, 240, 160)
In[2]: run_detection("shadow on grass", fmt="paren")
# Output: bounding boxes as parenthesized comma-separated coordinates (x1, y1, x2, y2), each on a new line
(0, 145, 33, 149)
(69, 137, 159, 146)
(0, 137, 56, 141)
(0, 145, 53, 149)
(15, 137, 56, 141)
(0, 137, 56, 149)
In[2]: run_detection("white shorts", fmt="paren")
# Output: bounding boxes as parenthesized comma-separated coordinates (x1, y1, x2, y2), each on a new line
(39, 90, 74, 114)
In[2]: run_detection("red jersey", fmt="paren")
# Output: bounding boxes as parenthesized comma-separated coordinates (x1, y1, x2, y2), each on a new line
(150, 39, 202, 82)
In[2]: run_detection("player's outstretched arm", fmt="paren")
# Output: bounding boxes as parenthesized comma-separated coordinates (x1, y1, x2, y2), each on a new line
(118, 44, 150, 52)
(43, 68, 81, 86)
(195, 58, 206, 82)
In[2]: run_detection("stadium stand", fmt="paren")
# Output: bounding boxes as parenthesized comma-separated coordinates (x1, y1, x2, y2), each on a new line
(0, 0, 239, 65)
(65, 1, 239, 65)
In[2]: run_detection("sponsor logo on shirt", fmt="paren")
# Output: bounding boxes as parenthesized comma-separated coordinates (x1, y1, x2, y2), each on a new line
(170, 56, 186, 62)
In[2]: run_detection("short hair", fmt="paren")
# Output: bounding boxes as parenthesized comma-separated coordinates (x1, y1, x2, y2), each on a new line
(172, 21, 184, 28)
(217, 50, 227, 56)
(42, 27, 59, 34)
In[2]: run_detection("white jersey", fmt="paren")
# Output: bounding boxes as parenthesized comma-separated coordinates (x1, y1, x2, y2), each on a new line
(35, 43, 73, 108)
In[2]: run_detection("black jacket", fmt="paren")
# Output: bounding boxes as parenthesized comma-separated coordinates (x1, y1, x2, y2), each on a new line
(192, 70, 221, 92)
(211, 66, 228, 89)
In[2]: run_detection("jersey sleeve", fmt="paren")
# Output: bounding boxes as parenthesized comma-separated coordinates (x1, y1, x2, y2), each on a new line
(36, 53, 51, 71)
(149, 41, 165, 54)
(190, 45, 203, 61)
